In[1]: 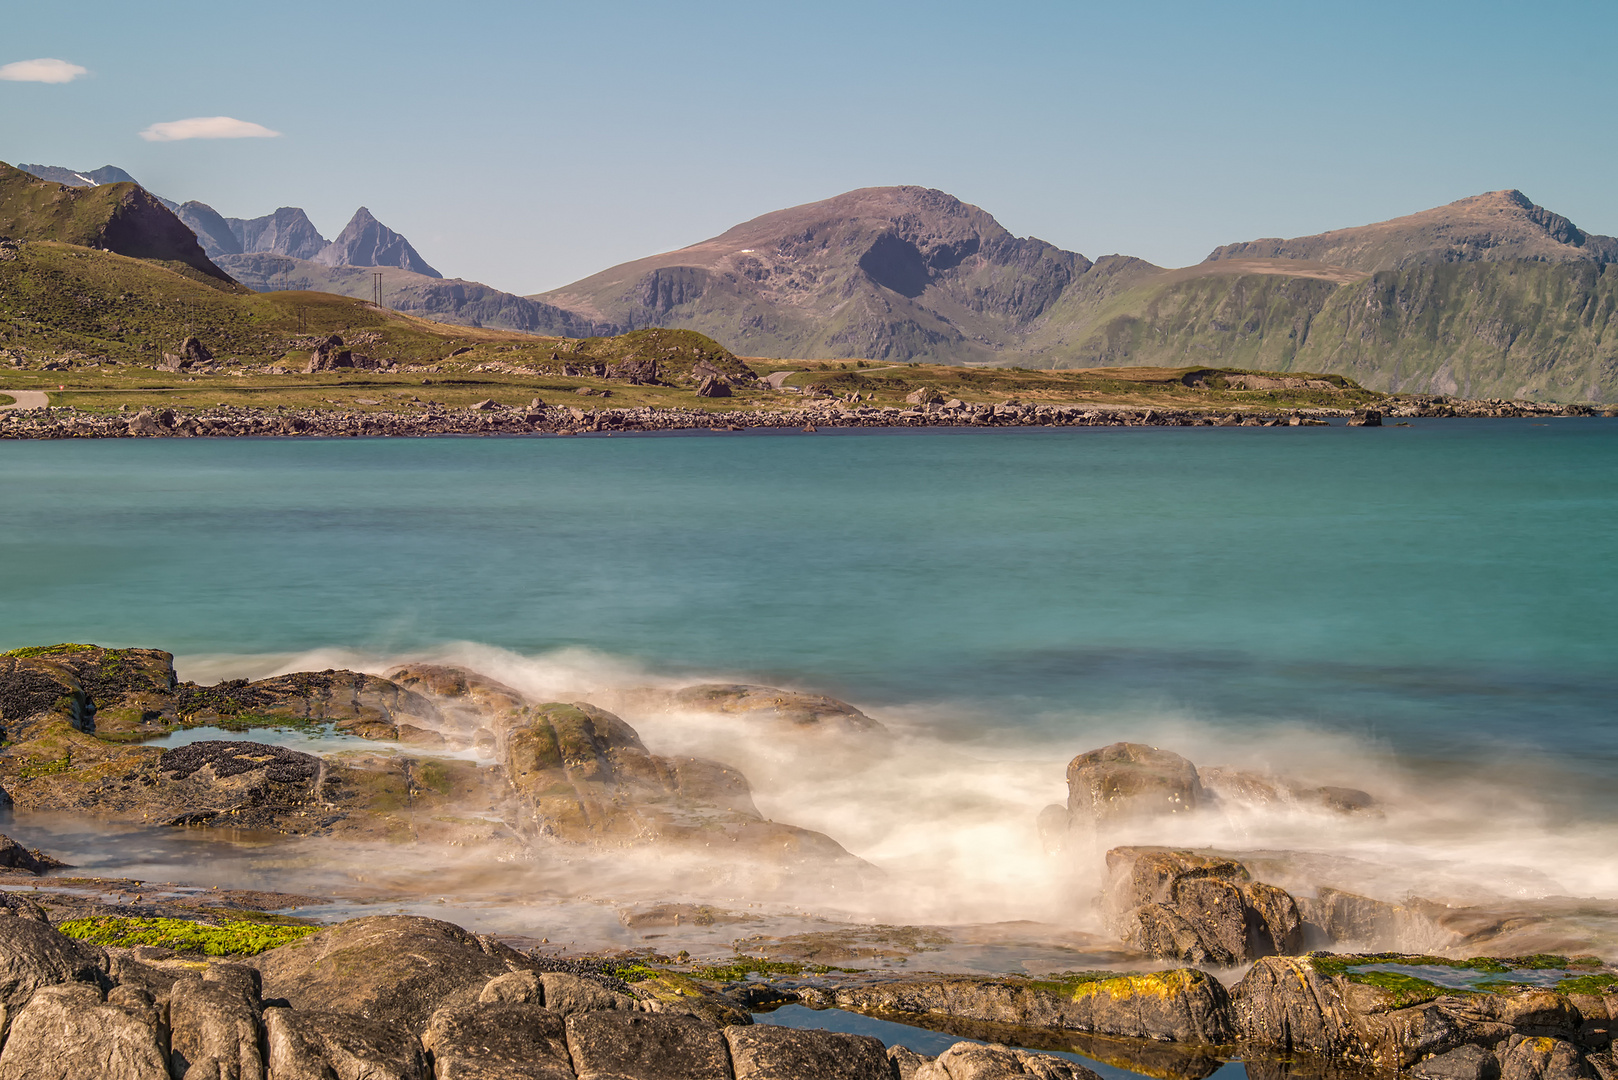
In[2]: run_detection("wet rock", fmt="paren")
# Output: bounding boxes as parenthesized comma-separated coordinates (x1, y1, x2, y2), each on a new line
(1067, 743, 1204, 824)
(251, 916, 521, 1033)
(1347, 409, 1384, 427)
(1232, 954, 1589, 1072)
(1105, 848, 1303, 964)
(264, 1007, 428, 1080)
(0, 833, 64, 875)
(0, 982, 170, 1079)
(0, 890, 49, 920)
(660, 684, 884, 732)
(913, 1041, 1103, 1080)
(830, 968, 1234, 1044)
(1296, 888, 1403, 948)
(421, 1001, 574, 1079)
(1498, 1036, 1591, 1080)
(0, 916, 109, 1008)
(500, 700, 858, 865)
(564, 1010, 731, 1080)
(1417, 1044, 1504, 1080)
(1197, 767, 1376, 816)
(169, 966, 265, 1080)
(724, 1024, 891, 1079)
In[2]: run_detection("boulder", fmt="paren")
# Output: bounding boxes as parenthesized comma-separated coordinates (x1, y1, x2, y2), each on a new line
(564, 1011, 731, 1080)
(696, 376, 731, 398)
(1347, 409, 1384, 427)
(160, 336, 214, 372)
(0, 982, 170, 1080)
(1067, 743, 1204, 824)
(0, 916, 108, 1009)
(251, 916, 521, 1033)
(500, 700, 858, 863)
(1498, 1036, 1591, 1080)
(1105, 848, 1303, 964)
(1417, 1044, 1504, 1080)
(169, 966, 265, 1080)
(891, 1046, 936, 1080)
(0, 833, 62, 875)
(471, 399, 499, 411)
(905, 387, 945, 406)
(913, 1041, 1103, 1080)
(830, 968, 1234, 1044)
(1232, 955, 1590, 1072)
(421, 1002, 574, 1079)
(264, 1007, 428, 1080)
(724, 1024, 891, 1080)
(612, 358, 660, 384)
(308, 335, 354, 373)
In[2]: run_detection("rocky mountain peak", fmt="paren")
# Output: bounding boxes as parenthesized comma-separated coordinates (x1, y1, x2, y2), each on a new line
(313, 207, 441, 278)
(1206, 189, 1618, 271)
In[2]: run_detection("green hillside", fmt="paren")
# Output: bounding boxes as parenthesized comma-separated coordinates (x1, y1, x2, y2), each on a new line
(0, 162, 234, 287)
(1034, 260, 1618, 401)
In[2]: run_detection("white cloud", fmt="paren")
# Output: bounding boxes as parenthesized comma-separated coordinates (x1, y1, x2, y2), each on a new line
(139, 116, 282, 142)
(0, 58, 88, 84)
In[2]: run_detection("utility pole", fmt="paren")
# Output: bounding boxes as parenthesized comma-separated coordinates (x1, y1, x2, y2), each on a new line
(373, 272, 384, 309)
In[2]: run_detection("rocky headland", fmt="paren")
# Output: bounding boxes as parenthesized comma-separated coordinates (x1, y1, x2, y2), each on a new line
(1, 644, 1615, 1079)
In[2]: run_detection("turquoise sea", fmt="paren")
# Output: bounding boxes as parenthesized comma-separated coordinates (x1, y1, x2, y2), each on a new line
(4, 420, 1616, 787)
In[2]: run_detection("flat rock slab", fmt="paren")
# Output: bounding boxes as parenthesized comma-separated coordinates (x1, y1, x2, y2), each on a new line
(252, 915, 519, 1032)
(424, 1002, 574, 1079)
(725, 1025, 890, 1080)
(566, 1011, 732, 1080)
(0, 982, 170, 1080)
(265, 1007, 427, 1080)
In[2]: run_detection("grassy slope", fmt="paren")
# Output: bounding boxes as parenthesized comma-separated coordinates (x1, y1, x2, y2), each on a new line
(0, 162, 234, 289)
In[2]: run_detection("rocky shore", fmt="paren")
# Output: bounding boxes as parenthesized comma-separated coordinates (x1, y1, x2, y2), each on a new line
(2, 644, 1616, 1078)
(0, 903, 1610, 1080)
(0, 396, 1608, 439)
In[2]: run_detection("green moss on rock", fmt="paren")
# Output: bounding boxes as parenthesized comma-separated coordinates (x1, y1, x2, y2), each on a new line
(58, 916, 320, 955)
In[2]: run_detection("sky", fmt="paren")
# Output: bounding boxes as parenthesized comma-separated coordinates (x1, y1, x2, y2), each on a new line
(3, 0, 1616, 296)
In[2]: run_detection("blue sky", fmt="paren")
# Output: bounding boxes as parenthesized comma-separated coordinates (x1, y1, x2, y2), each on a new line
(4, 0, 1616, 295)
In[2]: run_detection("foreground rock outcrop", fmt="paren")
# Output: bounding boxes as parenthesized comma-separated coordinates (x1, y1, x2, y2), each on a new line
(0, 913, 1119, 1080)
(0, 644, 866, 869)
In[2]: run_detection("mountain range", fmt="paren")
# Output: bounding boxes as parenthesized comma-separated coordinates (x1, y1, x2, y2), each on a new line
(9, 160, 1618, 400)
(531, 186, 1618, 401)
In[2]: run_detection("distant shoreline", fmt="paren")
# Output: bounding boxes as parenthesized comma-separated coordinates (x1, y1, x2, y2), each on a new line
(0, 397, 1609, 440)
